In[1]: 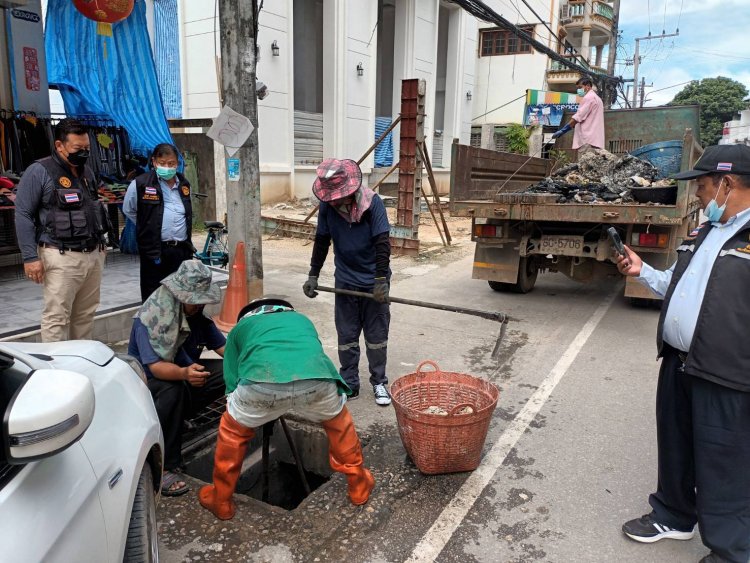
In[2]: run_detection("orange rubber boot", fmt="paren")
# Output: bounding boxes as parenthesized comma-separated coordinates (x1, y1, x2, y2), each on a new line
(322, 406, 375, 505)
(198, 411, 255, 520)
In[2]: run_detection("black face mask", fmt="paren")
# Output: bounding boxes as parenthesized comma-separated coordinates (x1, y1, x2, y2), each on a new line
(67, 149, 90, 167)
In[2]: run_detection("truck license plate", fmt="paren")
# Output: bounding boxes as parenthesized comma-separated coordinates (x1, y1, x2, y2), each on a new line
(538, 235, 584, 256)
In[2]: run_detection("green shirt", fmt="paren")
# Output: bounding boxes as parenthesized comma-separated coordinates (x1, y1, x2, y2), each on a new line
(223, 310, 350, 395)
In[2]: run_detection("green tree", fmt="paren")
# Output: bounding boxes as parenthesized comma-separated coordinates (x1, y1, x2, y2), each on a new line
(668, 76, 749, 146)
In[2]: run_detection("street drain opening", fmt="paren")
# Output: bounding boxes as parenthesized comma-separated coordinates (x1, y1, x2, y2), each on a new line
(237, 461, 330, 510)
(184, 418, 334, 510)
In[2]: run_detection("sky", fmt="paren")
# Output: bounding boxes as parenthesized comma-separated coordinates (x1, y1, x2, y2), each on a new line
(614, 0, 750, 107)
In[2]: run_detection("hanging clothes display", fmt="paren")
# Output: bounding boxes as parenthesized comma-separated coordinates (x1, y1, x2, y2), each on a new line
(0, 112, 54, 175)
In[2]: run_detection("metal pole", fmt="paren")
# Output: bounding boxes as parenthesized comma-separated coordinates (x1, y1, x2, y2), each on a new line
(632, 38, 640, 109)
(605, 0, 621, 107)
(279, 417, 311, 496)
(632, 31, 679, 110)
(218, 0, 264, 300)
(261, 420, 274, 503)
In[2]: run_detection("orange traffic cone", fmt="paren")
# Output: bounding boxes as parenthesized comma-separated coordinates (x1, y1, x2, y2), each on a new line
(214, 241, 246, 332)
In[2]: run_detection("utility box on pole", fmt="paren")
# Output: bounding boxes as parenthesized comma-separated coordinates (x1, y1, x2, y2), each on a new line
(218, 0, 264, 301)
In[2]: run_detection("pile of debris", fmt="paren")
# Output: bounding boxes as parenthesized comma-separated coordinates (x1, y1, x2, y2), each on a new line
(524, 149, 675, 204)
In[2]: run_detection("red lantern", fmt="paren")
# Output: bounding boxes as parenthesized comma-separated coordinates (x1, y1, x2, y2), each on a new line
(73, 0, 134, 24)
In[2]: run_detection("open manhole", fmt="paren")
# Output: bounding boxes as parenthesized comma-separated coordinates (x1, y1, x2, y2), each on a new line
(184, 417, 334, 510)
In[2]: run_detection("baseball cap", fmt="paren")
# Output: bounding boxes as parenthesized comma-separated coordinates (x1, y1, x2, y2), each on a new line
(672, 144, 750, 180)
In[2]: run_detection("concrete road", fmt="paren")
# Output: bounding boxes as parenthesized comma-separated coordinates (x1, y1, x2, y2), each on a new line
(158, 239, 709, 563)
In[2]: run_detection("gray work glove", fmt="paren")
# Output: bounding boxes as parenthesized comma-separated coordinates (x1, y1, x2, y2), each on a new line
(372, 277, 389, 304)
(303, 275, 318, 298)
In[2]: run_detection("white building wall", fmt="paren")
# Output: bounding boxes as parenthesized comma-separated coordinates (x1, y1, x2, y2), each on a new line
(176, 0, 489, 202)
(472, 0, 559, 126)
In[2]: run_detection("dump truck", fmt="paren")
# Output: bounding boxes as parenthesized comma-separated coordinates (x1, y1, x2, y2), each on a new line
(449, 106, 703, 300)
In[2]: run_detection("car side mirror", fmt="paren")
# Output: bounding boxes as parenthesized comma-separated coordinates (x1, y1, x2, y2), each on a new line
(3, 369, 95, 464)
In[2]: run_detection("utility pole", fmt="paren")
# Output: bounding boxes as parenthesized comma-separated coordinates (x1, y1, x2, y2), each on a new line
(639, 77, 646, 108)
(218, 0, 263, 300)
(605, 0, 621, 108)
(632, 31, 679, 108)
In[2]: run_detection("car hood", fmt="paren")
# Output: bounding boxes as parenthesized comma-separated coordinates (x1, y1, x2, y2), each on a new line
(3, 340, 115, 367)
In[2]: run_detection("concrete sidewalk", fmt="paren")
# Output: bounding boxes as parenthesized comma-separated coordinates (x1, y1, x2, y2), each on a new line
(0, 250, 228, 342)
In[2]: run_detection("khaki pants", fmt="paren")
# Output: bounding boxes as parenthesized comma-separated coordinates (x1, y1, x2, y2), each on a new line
(39, 246, 105, 342)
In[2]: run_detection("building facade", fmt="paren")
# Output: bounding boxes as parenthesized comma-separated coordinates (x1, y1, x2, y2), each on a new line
(163, 0, 617, 207)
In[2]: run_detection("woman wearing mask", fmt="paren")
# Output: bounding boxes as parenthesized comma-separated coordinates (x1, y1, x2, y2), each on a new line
(123, 143, 195, 301)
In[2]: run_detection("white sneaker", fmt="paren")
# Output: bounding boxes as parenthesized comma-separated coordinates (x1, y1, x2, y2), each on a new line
(373, 384, 391, 406)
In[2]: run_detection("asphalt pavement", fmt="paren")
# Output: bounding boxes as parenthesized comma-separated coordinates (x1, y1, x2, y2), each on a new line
(157, 237, 709, 563)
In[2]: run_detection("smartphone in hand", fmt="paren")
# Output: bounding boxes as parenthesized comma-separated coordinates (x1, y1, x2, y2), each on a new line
(607, 227, 626, 257)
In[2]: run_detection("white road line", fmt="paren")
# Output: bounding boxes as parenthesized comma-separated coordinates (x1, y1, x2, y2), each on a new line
(405, 289, 619, 563)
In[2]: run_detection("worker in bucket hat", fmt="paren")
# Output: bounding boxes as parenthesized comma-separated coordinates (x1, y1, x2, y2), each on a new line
(198, 297, 374, 520)
(128, 260, 227, 497)
(303, 158, 393, 406)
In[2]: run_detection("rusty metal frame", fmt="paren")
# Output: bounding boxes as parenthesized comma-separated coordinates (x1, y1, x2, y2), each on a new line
(391, 78, 426, 257)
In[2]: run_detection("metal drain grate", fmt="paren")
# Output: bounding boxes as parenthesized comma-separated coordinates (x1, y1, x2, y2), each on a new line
(182, 395, 227, 455)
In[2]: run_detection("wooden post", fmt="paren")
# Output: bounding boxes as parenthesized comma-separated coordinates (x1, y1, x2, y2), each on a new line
(218, 0, 263, 300)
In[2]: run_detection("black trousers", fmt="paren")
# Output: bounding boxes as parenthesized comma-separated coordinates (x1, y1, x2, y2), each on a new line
(334, 281, 390, 391)
(147, 359, 226, 470)
(648, 346, 750, 563)
(139, 241, 193, 302)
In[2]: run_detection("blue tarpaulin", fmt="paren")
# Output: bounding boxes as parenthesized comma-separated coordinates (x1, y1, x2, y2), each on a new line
(374, 116, 394, 168)
(153, 0, 182, 119)
(45, 0, 174, 156)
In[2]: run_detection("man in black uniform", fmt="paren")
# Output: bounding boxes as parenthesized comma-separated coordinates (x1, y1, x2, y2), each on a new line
(15, 118, 108, 342)
(123, 143, 194, 301)
(618, 145, 750, 563)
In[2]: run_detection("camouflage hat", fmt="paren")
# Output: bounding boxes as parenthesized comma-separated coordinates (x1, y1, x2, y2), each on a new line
(161, 260, 221, 305)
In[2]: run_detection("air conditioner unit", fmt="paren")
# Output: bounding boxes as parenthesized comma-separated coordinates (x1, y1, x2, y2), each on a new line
(560, 4, 572, 23)
(0, 0, 30, 8)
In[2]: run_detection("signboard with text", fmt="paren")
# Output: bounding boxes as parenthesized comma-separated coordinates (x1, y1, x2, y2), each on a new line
(6, 0, 50, 113)
(523, 89, 581, 127)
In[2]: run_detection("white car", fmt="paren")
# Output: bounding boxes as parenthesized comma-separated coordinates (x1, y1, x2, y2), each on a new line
(0, 341, 164, 563)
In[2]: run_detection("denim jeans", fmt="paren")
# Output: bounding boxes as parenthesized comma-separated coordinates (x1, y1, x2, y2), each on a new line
(227, 379, 346, 429)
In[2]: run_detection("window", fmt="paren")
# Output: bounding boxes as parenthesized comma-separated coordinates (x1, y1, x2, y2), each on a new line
(480, 26, 535, 57)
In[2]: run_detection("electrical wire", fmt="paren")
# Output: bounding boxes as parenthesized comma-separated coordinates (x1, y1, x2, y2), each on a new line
(448, 0, 619, 84)
(473, 93, 526, 121)
(676, 0, 684, 31)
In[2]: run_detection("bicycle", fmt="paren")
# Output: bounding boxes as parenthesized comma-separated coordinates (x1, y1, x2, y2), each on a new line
(194, 220, 229, 268)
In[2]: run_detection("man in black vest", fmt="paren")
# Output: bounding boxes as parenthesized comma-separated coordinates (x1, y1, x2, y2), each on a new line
(617, 145, 750, 563)
(123, 143, 194, 301)
(15, 118, 107, 342)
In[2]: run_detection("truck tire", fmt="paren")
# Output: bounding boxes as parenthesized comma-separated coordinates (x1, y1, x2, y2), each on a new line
(124, 463, 159, 563)
(488, 257, 538, 294)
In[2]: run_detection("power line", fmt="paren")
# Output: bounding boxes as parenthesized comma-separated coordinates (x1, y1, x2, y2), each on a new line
(676, 0, 684, 31)
(648, 79, 693, 95)
(449, 0, 619, 84)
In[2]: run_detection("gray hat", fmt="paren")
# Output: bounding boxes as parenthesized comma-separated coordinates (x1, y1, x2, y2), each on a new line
(161, 260, 221, 304)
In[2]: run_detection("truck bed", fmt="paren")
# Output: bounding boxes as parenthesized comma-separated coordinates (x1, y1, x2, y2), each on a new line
(449, 136, 701, 226)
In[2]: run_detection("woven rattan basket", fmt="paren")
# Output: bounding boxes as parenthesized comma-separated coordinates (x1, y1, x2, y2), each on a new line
(391, 361, 499, 475)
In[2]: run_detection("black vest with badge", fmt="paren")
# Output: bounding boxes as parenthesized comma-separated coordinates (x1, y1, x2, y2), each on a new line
(657, 218, 750, 391)
(134, 170, 192, 260)
(38, 154, 104, 250)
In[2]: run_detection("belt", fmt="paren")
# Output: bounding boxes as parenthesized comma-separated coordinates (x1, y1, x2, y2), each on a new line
(677, 351, 688, 364)
(162, 240, 187, 247)
(40, 242, 99, 253)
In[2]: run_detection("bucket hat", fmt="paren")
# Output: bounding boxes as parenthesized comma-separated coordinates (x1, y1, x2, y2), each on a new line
(161, 260, 221, 305)
(672, 144, 750, 180)
(312, 158, 362, 202)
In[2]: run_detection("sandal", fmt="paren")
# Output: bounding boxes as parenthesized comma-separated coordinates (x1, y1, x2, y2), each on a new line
(161, 471, 190, 497)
